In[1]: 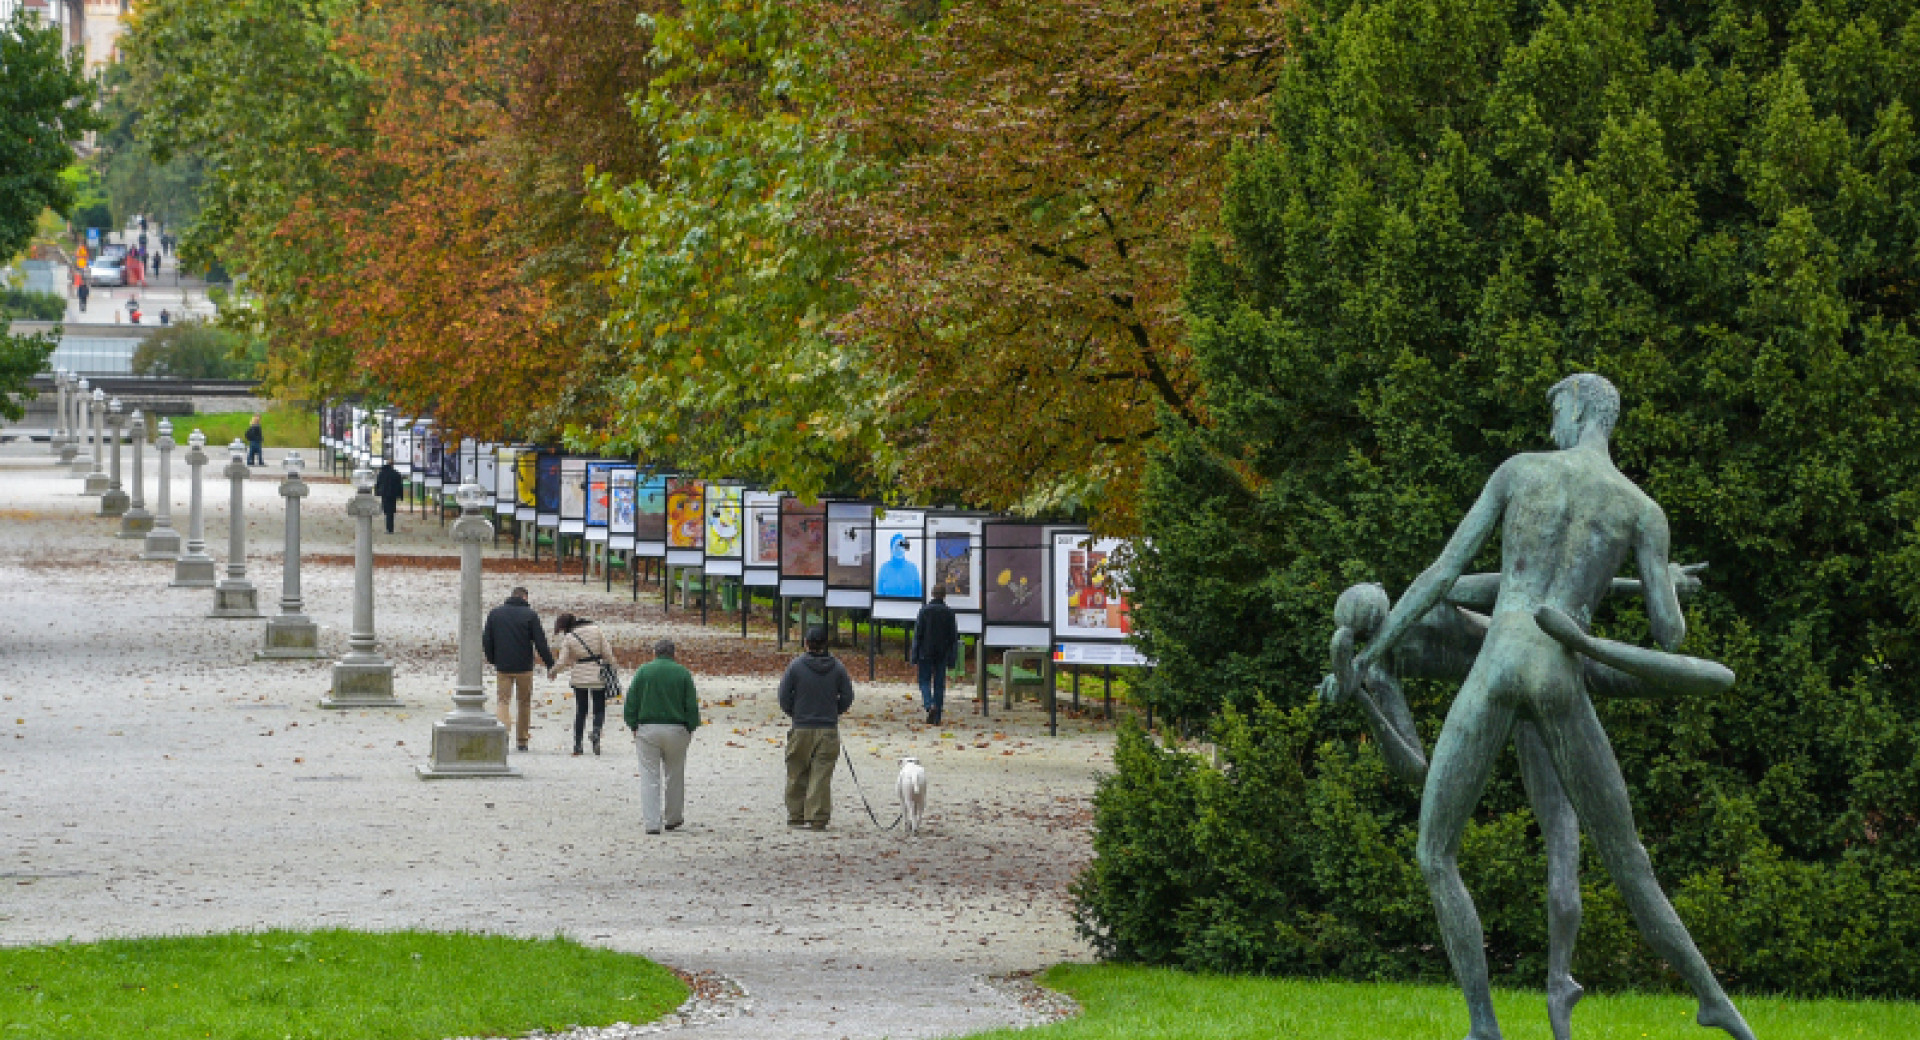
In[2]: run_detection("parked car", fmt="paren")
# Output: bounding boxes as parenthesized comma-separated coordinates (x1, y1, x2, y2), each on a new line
(100, 243, 129, 262)
(88, 256, 126, 287)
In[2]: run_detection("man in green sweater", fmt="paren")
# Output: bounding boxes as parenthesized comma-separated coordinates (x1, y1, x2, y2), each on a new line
(625, 639, 703, 835)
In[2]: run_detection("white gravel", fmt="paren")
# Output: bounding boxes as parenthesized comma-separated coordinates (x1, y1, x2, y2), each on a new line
(0, 446, 1112, 1038)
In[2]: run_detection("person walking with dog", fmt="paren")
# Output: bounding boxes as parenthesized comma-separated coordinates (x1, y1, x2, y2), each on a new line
(550, 613, 619, 757)
(624, 639, 702, 834)
(482, 586, 554, 752)
(778, 625, 856, 830)
(909, 587, 961, 725)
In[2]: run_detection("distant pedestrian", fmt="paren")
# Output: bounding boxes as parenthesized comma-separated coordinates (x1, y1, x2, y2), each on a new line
(625, 639, 702, 834)
(550, 612, 619, 757)
(148, 251, 159, 278)
(138, 215, 147, 233)
(158, 308, 170, 326)
(482, 586, 554, 753)
(76, 282, 89, 313)
(244, 414, 265, 466)
(910, 587, 961, 725)
(373, 459, 404, 532)
(778, 625, 855, 830)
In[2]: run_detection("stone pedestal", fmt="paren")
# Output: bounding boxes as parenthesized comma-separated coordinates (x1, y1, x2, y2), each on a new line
(419, 484, 520, 778)
(142, 419, 183, 560)
(118, 411, 154, 538)
(98, 400, 130, 517)
(82, 390, 110, 494)
(171, 431, 217, 587)
(324, 474, 400, 707)
(49, 371, 70, 461)
(260, 454, 323, 659)
(209, 441, 262, 618)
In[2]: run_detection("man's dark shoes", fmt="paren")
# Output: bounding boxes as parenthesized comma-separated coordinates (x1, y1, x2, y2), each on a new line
(808, 821, 828, 831)
(787, 819, 807, 827)
(930, 709, 942, 725)
(591, 731, 601, 756)
(516, 743, 528, 752)
(645, 828, 661, 835)
(665, 822, 682, 831)
(572, 746, 583, 757)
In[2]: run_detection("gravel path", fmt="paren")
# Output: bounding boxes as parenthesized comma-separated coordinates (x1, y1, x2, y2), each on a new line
(0, 447, 1113, 1038)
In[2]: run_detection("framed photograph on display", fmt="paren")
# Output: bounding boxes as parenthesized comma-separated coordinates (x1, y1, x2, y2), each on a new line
(460, 440, 479, 486)
(1050, 533, 1136, 641)
(665, 477, 705, 566)
(703, 484, 744, 576)
(514, 449, 538, 520)
(825, 502, 873, 608)
(475, 443, 498, 500)
(534, 451, 563, 525)
(608, 466, 638, 550)
(439, 438, 462, 489)
(742, 491, 784, 587)
(369, 415, 385, 461)
(494, 446, 519, 513)
(924, 514, 986, 635)
(411, 424, 428, 476)
(423, 430, 444, 489)
(871, 509, 927, 620)
(584, 461, 618, 542)
(633, 473, 669, 555)
(982, 523, 1050, 645)
(391, 423, 412, 476)
(779, 498, 826, 597)
(559, 457, 589, 534)
(380, 412, 395, 459)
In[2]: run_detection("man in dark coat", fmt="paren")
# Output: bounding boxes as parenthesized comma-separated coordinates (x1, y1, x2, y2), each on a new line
(373, 460, 405, 533)
(910, 588, 962, 725)
(482, 586, 554, 752)
(777, 625, 856, 830)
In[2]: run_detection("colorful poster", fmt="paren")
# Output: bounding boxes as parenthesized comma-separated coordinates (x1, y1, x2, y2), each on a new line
(608, 467, 637, 534)
(460, 440, 479, 486)
(368, 421, 383, 461)
(635, 474, 668, 542)
(924, 514, 984, 612)
(872, 509, 926, 600)
(1051, 533, 1134, 640)
(439, 438, 461, 486)
(560, 457, 588, 520)
(412, 424, 429, 472)
(982, 523, 1047, 625)
(515, 450, 539, 510)
(475, 443, 497, 495)
(495, 446, 519, 501)
(705, 484, 743, 559)
(424, 430, 444, 481)
(666, 477, 704, 550)
(745, 491, 783, 568)
(585, 461, 618, 527)
(779, 498, 826, 578)
(535, 452, 563, 514)
(827, 502, 873, 589)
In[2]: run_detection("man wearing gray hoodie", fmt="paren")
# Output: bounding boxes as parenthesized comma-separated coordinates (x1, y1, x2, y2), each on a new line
(778, 625, 856, 830)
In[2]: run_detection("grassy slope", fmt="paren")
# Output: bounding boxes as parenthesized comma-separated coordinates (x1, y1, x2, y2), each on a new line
(169, 406, 318, 449)
(0, 929, 686, 1040)
(963, 965, 1917, 1039)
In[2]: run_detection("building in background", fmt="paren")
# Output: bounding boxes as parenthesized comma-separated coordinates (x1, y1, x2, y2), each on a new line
(0, 0, 124, 75)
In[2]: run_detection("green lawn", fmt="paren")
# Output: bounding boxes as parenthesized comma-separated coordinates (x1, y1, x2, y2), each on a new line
(0, 929, 686, 1040)
(166, 406, 317, 449)
(965, 964, 1918, 1039)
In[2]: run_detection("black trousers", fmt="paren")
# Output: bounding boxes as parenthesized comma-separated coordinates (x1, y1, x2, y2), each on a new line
(573, 686, 607, 747)
(382, 505, 396, 532)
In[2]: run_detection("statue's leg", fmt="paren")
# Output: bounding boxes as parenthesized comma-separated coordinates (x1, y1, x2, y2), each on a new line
(1535, 693, 1755, 1040)
(1419, 674, 1516, 1040)
(1535, 605, 1734, 696)
(1515, 721, 1582, 1040)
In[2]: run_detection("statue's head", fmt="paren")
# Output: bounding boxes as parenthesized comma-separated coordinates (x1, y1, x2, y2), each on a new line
(1548, 373, 1620, 449)
(1333, 582, 1391, 639)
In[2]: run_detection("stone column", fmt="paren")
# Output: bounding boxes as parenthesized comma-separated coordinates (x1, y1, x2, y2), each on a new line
(419, 483, 519, 778)
(325, 467, 400, 707)
(117, 410, 154, 538)
(142, 418, 183, 559)
(68, 378, 91, 475)
(209, 439, 262, 618)
(49, 370, 69, 459)
(82, 388, 110, 494)
(260, 452, 323, 659)
(98, 399, 129, 518)
(170, 430, 217, 587)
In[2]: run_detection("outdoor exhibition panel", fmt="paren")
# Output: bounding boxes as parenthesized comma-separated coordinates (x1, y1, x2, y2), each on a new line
(703, 483, 745, 577)
(368, 411, 385, 462)
(513, 449, 538, 522)
(981, 522, 1053, 648)
(380, 411, 396, 462)
(438, 436, 461, 491)
(559, 457, 589, 535)
(742, 491, 784, 587)
(584, 461, 620, 544)
(607, 465, 638, 552)
(778, 497, 826, 599)
(925, 513, 986, 634)
(1050, 531, 1148, 666)
(494, 445, 521, 514)
(826, 502, 875, 610)
(534, 451, 562, 530)
(633, 472, 669, 558)
(460, 439, 480, 487)
(423, 427, 445, 491)
(474, 444, 498, 501)
(392, 420, 414, 476)
(665, 477, 705, 568)
(870, 508, 927, 620)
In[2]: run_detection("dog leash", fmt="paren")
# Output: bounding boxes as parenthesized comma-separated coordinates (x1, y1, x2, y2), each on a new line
(840, 745, 905, 833)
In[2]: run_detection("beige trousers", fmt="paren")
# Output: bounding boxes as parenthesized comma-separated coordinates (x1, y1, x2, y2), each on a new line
(495, 672, 534, 743)
(784, 727, 840, 825)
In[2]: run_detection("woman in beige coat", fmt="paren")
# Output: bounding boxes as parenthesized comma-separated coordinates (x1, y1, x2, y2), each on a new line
(550, 613, 619, 756)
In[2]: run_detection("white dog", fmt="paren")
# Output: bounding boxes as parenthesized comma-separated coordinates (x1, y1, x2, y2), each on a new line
(896, 756, 928, 837)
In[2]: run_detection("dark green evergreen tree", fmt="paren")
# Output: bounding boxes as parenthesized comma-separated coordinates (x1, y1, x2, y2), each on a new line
(1082, 0, 1920, 995)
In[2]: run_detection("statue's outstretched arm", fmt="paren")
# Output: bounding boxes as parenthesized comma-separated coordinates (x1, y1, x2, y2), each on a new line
(1636, 504, 1686, 649)
(1361, 463, 1509, 668)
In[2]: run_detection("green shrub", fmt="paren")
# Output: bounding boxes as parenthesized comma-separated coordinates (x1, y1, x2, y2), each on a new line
(131, 320, 262, 379)
(1087, 0, 1920, 999)
(0, 288, 64, 321)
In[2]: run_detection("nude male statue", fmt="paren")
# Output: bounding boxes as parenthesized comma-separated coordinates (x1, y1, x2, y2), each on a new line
(1352, 374, 1754, 1040)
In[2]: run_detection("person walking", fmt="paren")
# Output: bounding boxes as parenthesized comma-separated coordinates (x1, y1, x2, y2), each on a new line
(76, 280, 89, 314)
(373, 459, 405, 533)
(244, 414, 265, 466)
(624, 639, 702, 834)
(550, 612, 619, 757)
(778, 625, 855, 830)
(910, 587, 961, 725)
(482, 586, 554, 752)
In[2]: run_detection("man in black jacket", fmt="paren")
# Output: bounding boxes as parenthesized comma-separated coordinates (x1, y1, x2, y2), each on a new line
(482, 586, 554, 752)
(910, 588, 962, 725)
(777, 625, 855, 830)
(373, 460, 405, 533)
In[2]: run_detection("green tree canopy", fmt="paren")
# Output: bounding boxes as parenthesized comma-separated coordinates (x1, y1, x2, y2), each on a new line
(0, 9, 99, 261)
(1091, 0, 1920, 997)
